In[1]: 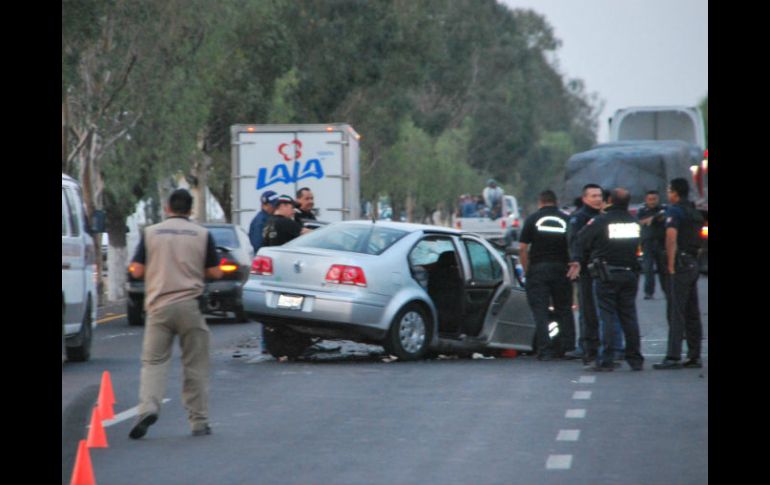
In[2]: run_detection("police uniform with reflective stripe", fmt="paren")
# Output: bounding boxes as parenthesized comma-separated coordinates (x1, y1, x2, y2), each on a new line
(519, 206, 576, 357)
(661, 201, 704, 363)
(568, 205, 602, 361)
(577, 206, 644, 369)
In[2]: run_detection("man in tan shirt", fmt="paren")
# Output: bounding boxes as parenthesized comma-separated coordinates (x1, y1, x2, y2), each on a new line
(128, 189, 222, 439)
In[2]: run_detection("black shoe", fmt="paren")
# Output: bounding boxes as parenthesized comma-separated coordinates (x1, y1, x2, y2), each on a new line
(192, 424, 212, 437)
(653, 359, 682, 370)
(644, 294, 653, 300)
(683, 358, 702, 368)
(629, 362, 644, 371)
(587, 364, 614, 372)
(537, 353, 557, 361)
(129, 413, 158, 439)
(563, 349, 584, 360)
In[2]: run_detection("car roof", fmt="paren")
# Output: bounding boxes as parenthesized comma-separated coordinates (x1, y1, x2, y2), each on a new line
(332, 220, 463, 236)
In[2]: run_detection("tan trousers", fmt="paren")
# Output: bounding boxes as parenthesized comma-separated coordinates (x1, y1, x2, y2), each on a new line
(138, 298, 210, 430)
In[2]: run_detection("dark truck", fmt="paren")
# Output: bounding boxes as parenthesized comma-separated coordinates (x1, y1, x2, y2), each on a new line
(562, 139, 708, 273)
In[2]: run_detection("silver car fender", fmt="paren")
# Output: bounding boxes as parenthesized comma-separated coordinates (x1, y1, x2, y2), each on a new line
(378, 286, 439, 344)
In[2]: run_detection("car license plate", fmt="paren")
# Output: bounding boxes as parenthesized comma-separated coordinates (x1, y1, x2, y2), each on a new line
(277, 294, 304, 310)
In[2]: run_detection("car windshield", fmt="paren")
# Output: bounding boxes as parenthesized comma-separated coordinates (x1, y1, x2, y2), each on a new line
(208, 227, 239, 249)
(285, 224, 408, 255)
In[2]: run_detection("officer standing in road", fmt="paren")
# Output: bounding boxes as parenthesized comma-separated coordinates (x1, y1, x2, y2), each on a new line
(653, 178, 705, 370)
(263, 195, 311, 247)
(295, 187, 317, 222)
(576, 188, 644, 371)
(565, 183, 604, 363)
(248, 190, 279, 253)
(519, 190, 577, 360)
(128, 189, 223, 439)
(637, 190, 668, 300)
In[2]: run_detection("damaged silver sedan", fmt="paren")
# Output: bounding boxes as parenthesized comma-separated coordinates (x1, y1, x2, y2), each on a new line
(243, 221, 535, 360)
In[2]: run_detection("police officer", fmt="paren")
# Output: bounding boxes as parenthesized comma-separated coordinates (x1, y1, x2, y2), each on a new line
(263, 195, 310, 247)
(128, 189, 223, 438)
(248, 190, 279, 253)
(577, 188, 644, 371)
(565, 183, 603, 363)
(653, 178, 705, 370)
(637, 190, 668, 299)
(519, 190, 577, 360)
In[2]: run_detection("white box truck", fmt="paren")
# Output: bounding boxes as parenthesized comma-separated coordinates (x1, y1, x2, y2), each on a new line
(230, 123, 361, 233)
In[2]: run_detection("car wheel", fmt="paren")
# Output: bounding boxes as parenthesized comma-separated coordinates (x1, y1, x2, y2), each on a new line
(127, 296, 145, 326)
(66, 299, 92, 362)
(383, 303, 431, 361)
(234, 299, 250, 323)
(263, 326, 312, 360)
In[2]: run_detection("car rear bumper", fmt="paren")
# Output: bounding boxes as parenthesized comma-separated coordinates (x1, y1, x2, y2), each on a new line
(243, 283, 389, 339)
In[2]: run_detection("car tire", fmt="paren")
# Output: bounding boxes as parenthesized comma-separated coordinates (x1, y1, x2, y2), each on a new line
(383, 303, 432, 361)
(127, 296, 145, 326)
(66, 299, 92, 362)
(263, 325, 312, 360)
(234, 300, 250, 323)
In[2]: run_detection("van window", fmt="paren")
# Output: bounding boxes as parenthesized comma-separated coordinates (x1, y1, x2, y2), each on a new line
(62, 189, 70, 236)
(63, 188, 81, 237)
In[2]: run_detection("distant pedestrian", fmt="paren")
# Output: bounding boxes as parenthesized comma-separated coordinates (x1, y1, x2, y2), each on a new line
(653, 178, 705, 370)
(519, 190, 577, 360)
(483, 179, 504, 220)
(248, 190, 279, 253)
(637, 190, 668, 299)
(565, 184, 603, 363)
(128, 189, 223, 439)
(577, 188, 644, 371)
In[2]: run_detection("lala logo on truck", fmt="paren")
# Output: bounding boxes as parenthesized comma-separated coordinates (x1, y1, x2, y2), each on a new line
(256, 139, 325, 189)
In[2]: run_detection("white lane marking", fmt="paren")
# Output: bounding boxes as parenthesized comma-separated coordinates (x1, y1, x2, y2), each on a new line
(578, 376, 596, 384)
(557, 429, 581, 441)
(546, 455, 573, 470)
(566, 409, 586, 418)
(573, 391, 592, 400)
(101, 399, 171, 428)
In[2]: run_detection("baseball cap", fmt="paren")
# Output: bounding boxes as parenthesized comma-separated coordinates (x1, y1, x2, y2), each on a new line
(260, 190, 279, 207)
(275, 194, 296, 206)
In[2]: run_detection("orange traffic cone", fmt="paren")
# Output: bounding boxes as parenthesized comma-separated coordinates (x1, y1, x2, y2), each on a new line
(97, 371, 115, 420)
(500, 349, 518, 358)
(87, 407, 108, 448)
(70, 439, 96, 485)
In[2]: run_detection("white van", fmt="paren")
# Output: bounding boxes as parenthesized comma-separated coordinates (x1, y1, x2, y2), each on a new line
(62, 173, 100, 362)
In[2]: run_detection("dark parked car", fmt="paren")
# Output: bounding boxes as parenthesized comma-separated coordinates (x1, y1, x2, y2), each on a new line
(126, 223, 254, 325)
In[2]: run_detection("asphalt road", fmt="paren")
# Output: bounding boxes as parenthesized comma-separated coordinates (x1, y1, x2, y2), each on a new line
(62, 277, 708, 485)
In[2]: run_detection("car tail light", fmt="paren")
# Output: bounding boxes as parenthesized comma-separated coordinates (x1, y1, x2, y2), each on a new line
(500, 219, 507, 229)
(219, 258, 238, 273)
(512, 218, 521, 228)
(325, 265, 367, 287)
(700, 225, 708, 239)
(636, 245, 643, 258)
(251, 256, 273, 275)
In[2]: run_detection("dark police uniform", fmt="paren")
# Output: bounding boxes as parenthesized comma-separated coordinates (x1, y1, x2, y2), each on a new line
(568, 205, 602, 361)
(577, 206, 644, 370)
(263, 214, 303, 247)
(294, 208, 317, 223)
(520, 206, 576, 358)
(661, 201, 704, 364)
(637, 203, 668, 298)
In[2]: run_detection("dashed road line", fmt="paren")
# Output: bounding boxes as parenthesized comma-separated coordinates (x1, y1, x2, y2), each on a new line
(565, 409, 586, 418)
(556, 429, 581, 441)
(578, 376, 596, 384)
(572, 390, 592, 400)
(546, 455, 573, 470)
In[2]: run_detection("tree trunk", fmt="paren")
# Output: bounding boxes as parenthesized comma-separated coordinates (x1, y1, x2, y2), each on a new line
(406, 193, 415, 223)
(106, 218, 128, 302)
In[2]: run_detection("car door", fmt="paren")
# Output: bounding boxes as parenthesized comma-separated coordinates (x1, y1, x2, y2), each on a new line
(459, 236, 535, 349)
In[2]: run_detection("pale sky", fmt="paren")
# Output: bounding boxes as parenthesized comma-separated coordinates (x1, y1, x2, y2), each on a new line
(499, 0, 708, 143)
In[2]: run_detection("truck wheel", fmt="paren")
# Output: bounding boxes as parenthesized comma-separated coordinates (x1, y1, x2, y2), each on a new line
(383, 303, 431, 361)
(263, 326, 312, 360)
(127, 296, 145, 326)
(66, 299, 92, 362)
